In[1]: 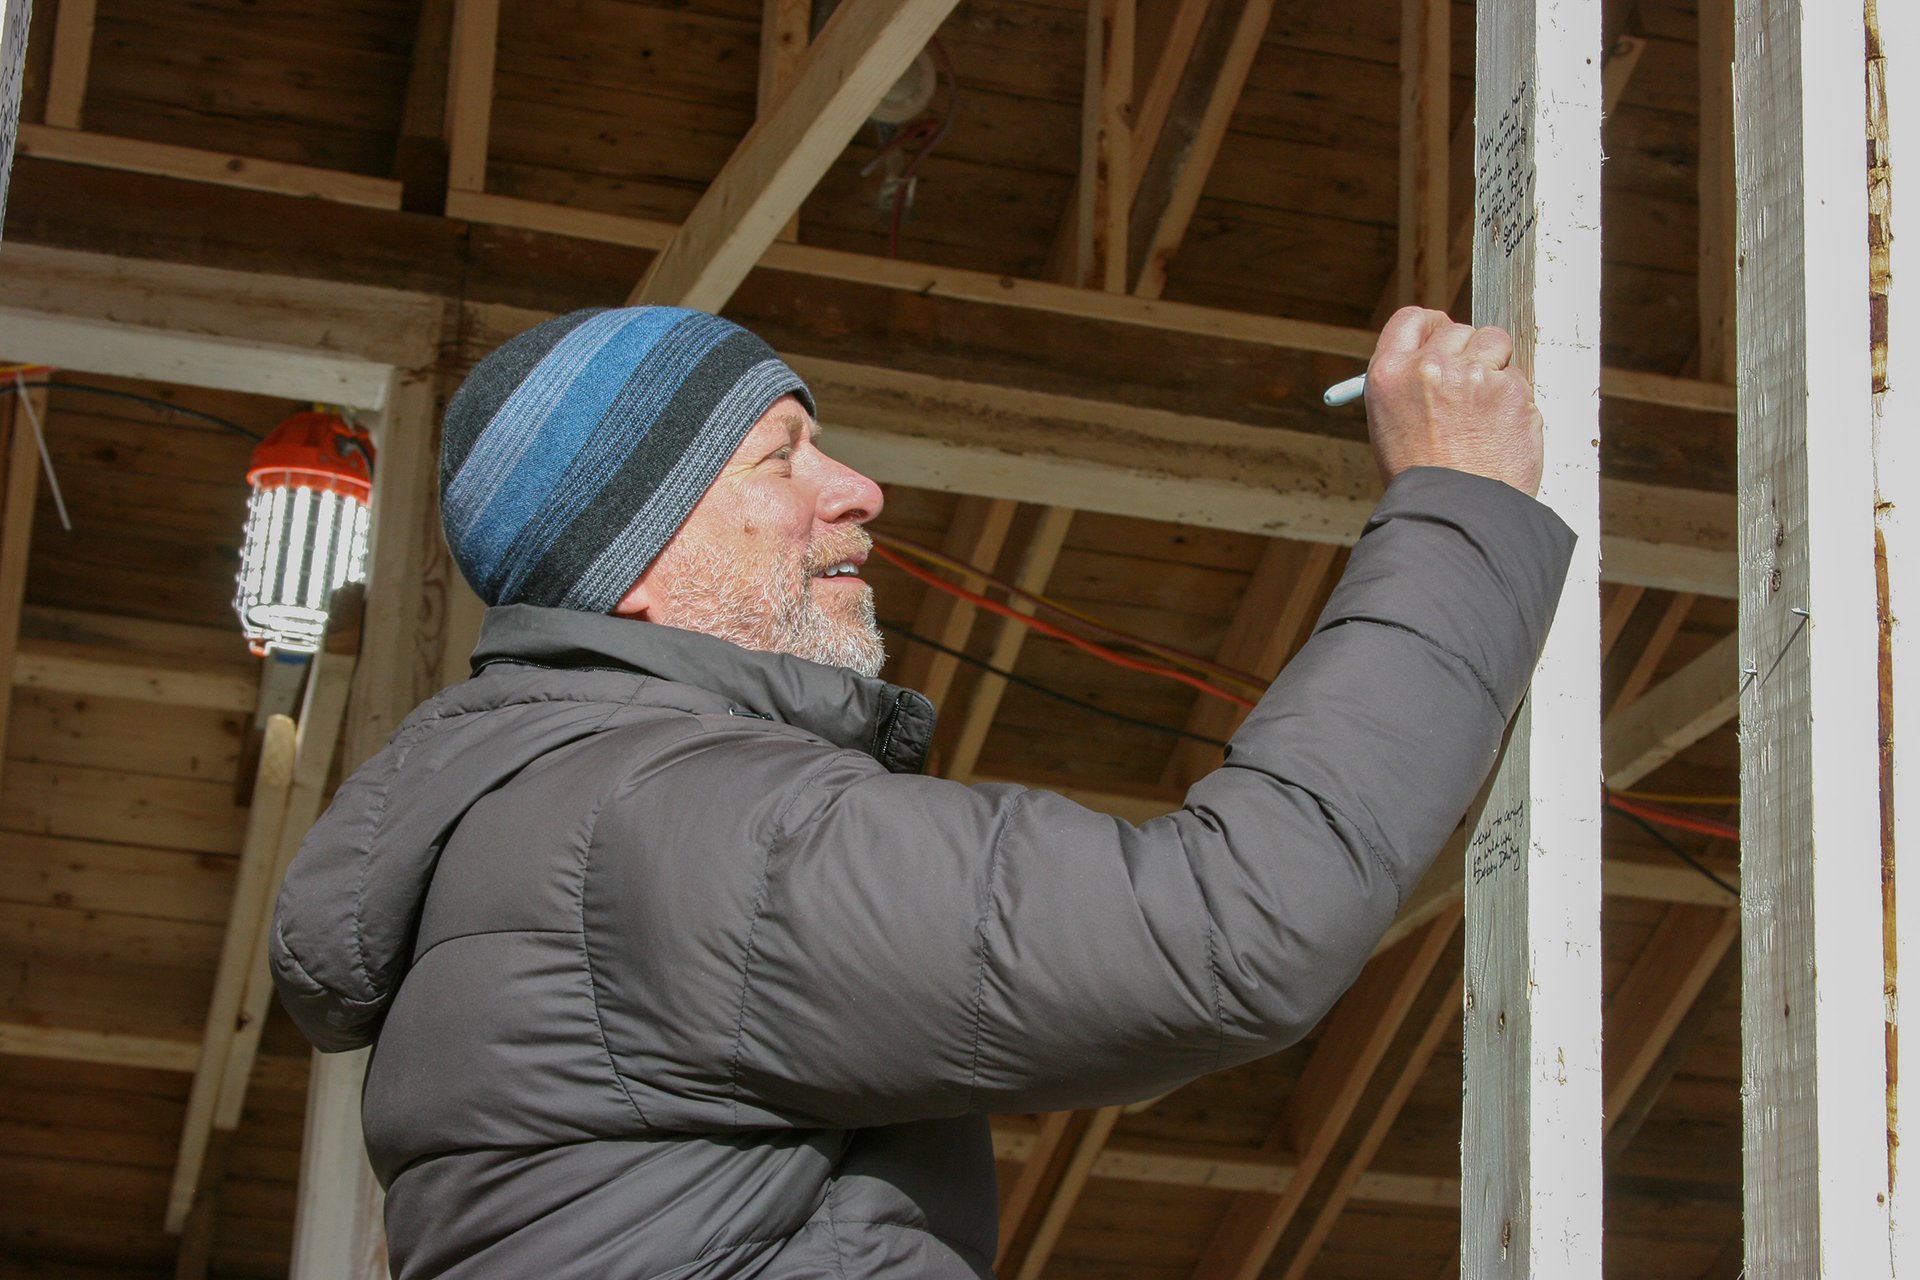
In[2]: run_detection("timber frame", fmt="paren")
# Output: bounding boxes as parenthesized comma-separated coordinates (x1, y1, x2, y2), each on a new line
(0, 1, 1908, 1277)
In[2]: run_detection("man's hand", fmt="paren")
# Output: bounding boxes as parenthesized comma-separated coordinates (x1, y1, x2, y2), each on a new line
(1363, 306, 1545, 496)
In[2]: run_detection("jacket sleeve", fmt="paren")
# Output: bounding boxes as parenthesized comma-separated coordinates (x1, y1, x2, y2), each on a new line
(592, 467, 1575, 1129)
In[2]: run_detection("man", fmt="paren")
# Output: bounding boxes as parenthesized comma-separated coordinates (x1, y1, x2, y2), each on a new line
(272, 303, 1570, 1278)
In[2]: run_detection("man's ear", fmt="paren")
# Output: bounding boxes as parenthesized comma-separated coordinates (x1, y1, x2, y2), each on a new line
(610, 571, 660, 621)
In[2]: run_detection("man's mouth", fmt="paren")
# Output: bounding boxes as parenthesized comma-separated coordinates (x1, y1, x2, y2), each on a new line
(813, 555, 865, 580)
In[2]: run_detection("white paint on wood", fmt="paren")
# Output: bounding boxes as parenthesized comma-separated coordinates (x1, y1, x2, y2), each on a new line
(1733, 0, 1891, 1273)
(631, 0, 965, 310)
(1882, 0, 1918, 1267)
(0, 310, 393, 408)
(1459, 1, 1606, 1276)
(290, 1048, 388, 1280)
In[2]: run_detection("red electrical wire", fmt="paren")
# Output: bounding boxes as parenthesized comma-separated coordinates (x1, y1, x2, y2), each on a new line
(871, 542, 1257, 709)
(1605, 792, 1741, 841)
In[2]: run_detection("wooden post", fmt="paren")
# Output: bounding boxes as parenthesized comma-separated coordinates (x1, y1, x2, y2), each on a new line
(1879, 0, 1917, 1266)
(1733, 0, 1890, 1274)
(1458, 0, 1605, 1276)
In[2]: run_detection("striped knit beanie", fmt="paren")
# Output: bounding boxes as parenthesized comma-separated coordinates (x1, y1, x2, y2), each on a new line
(440, 307, 814, 612)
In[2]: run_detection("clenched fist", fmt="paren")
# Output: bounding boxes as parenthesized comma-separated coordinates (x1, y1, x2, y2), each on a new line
(1363, 306, 1544, 496)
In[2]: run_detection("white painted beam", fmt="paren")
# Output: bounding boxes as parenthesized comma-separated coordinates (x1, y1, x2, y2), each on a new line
(1459, 1, 1606, 1276)
(1733, 0, 1891, 1274)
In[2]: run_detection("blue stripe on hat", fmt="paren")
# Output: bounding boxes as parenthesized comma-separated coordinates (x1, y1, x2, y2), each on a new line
(563, 357, 804, 610)
(486, 312, 740, 602)
(443, 308, 689, 589)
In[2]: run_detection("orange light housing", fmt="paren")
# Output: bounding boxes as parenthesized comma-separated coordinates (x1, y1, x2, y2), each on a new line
(233, 411, 375, 655)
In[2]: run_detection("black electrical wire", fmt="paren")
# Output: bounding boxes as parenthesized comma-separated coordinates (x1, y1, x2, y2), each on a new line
(3, 378, 264, 441)
(1611, 806, 1740, 899)
(880, 621, 1230, 749)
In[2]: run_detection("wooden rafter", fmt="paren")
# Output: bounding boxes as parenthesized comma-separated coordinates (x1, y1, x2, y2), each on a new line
(42, 0, 99, 130)
(1131, 0, 1275, 300)
(393, 0, 457, 213)
(1601, 904, 1740, 1130)
(1609, 591, 1696, 715)
(169, 601, 360, 1273)
(1397, 0, 1450, 309)
(1599, 583, 1646, 661)
(631, 0, 964, 310)
(1600, 629, 1739, 790)
(1011, 1104, 1123, 1280)
(759, 0, 812, 242)
(890, 496, 1016, 712)
(16, 126, 405, 210)
(994, 1110, 1076, 1272)
(1696, 0, 1736, 384)
(445, 0, 501, 195)
(1188, 908, 1461, 1280)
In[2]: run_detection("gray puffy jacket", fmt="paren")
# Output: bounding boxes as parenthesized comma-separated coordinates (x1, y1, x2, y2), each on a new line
(270, 467, 1574, 1278)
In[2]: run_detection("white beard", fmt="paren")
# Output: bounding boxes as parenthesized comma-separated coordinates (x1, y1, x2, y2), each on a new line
(655, 528, 887, 678)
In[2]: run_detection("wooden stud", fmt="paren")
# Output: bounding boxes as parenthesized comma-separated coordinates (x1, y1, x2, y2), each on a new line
(42, 0, 98, 130)
(1189, 909, 1461, 1280)
(1733, 0, 1890, 1272)
(1879, 0, 1917, 1266)
(444, 0, 500, 195)
(1131, 0, 1275, 300)
(1459, 1, 1606, 1275)
(1398, 0, 1451, 309)
(631, 0, 964, 310)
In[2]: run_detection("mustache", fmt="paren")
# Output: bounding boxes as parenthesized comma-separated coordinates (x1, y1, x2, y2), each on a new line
(803, 527, 873, 577)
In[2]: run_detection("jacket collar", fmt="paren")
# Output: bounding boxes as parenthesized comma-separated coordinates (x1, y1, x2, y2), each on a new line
(469, 604, 935, 775)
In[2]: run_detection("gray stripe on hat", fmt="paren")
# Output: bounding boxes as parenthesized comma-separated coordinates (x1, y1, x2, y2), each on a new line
(562, 359, 805, 612)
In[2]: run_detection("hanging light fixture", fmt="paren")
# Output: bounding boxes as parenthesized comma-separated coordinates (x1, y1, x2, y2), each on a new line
(233, 409, 375, 656)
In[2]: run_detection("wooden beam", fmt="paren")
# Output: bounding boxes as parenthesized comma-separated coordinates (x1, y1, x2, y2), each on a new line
(1459, 1, 1605, 1275)
(17, 125, 404, 210)
(1397, 0, 1450, 309)
(0, 384, 46, 782)
(392, 0, 456, 214)
(1878, 0, 1917, 1266)
(444, 0, 500, 195)
(11, 639, 259, 711)
(782, 351, 1739, 596)
(631, 0, 963, 310)
(1599, 583, 1645, 660)
(42, 0, 99, 130)
(1734, 0, 1890, 1270)
(1131, 0, 1275, 300)
(889, 497, 1016, 710)
(1188, 910, 1461, 1280)
(1601, 629, 1739, 790)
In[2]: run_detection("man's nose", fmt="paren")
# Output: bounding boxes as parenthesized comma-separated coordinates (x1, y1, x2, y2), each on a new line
(816, 448, 884, 525)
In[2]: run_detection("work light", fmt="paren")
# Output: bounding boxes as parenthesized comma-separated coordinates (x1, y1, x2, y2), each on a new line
(234, 410, 374, 655)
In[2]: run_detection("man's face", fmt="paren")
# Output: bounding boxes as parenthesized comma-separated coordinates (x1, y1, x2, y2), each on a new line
(614, 395, 888, 676)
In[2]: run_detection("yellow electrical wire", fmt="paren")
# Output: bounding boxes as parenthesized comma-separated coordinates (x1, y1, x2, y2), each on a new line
(1613, 790, 1741, 806)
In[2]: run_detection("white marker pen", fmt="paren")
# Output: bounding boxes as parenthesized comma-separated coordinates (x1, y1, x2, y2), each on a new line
(1321, 373, 1368, 407)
